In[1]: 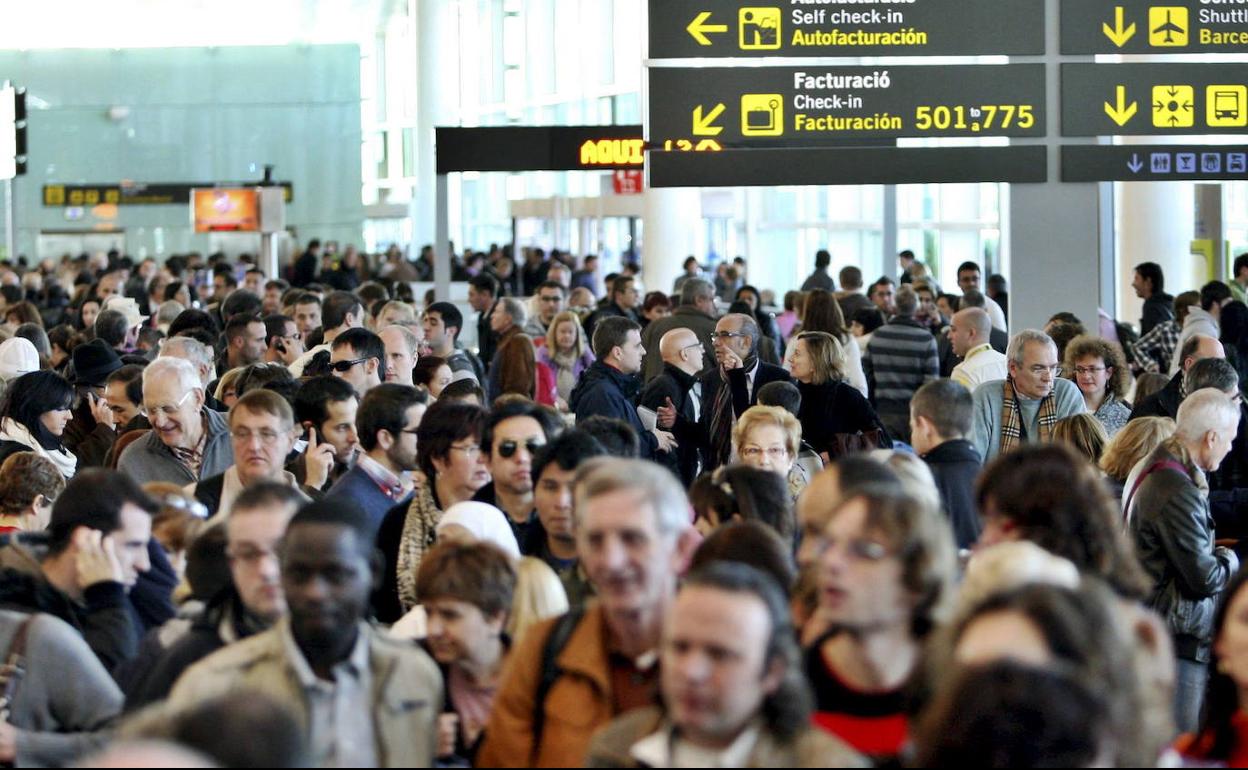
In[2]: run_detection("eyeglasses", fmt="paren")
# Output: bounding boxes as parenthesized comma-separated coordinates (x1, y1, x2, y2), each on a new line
(739, 445, 790, 460)
(230, 428, 287, 446)
(160, 494, 209, 520)
(143, 390, 194, 418)
(330, 357, 369, 373)
(1072, 366, 1107, 376)
(711, 331, 748, 340)
(226, 544, 279, 566)
(1026, 364, 1063, 376)
(498, 439, 543, 458)
(539, 295, 563, 303)
(681, 343, 704, 354)
(448, 443, 482, 458)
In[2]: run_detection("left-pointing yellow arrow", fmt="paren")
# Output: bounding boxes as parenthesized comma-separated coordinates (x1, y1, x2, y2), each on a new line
(687, 12, 728, 46)
(693, 103, 726, 135)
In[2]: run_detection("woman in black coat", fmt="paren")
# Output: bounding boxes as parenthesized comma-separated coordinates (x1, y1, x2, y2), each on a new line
(788, 331, 890, 460)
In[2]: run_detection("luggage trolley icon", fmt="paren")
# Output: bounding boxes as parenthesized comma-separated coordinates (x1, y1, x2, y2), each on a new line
(741, 94, 784, 136)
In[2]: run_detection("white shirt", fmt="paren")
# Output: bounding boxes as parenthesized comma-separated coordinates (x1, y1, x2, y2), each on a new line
(951, 344, 1009, 390)
(985, 295, 1008, 331)
(631, 722, 761, 769)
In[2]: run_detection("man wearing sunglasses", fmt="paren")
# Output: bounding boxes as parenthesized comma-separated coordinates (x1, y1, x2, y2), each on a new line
(288, 291, 365, 378)
(330, 328, 385, 397)
(471, 401, 562, 547)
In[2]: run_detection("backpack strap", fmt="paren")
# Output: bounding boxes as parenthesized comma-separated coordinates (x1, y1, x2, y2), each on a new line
(1124, 460, 1190, 523)
(0, 614, 37, 722)
(530, 605, 586, 764)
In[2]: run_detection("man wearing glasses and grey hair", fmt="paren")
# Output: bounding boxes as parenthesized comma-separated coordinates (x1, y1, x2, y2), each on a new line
(118, 357, 235, 486)
(969, 329, 1086, 463)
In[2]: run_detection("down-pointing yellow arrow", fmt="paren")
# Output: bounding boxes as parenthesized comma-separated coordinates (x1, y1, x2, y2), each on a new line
(693, 103, 726, 136)
(1102, 6, 1136, 47)
(1104, 85, 1138, 126)
(687, 12, 728, 46)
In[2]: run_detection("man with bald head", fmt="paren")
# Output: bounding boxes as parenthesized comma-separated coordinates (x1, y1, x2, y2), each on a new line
(378, 325, 419, 387)
(1131, 334, 1225, 421)
(949, 307, 1008, 390)
(641, 328, 707, 484)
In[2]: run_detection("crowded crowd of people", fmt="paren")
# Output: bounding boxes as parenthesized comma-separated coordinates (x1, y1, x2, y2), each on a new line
(0, 239, 1245, 766)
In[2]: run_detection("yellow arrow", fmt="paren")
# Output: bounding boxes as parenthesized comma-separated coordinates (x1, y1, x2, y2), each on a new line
(1104, 85, 1138, 126)
(687, 12, 728, 46)
(693, 103, 726, 136)
(1102, 6, 1136, 47)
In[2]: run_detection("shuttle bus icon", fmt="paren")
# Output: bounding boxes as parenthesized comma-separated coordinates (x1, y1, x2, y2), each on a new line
(1214, 91, 1240, 121)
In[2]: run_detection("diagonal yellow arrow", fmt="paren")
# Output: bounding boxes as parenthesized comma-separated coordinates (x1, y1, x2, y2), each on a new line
(687, 12, 728, 46)
(1104, 85, 1138, 126)
(1102, 6, 1137, 47)
(693, 103, 726, 136)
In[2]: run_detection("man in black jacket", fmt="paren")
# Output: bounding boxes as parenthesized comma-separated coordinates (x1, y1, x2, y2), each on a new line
(468, 274, 500, 368)
(1130, 334, 1224, 421)
(699, 313, 791, 471)
(584, 275, 640, 344)
(0, 470, 155, 673)
(290, 239, 321, 288)
(911, 379, 982, 550)
(643, 328, 706, 485)
(570, 317, 675, 461)
(126, 483, 301, 709)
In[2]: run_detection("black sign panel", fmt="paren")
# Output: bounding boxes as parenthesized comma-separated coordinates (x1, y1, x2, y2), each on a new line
(435, 126, 645, 173)
(649, 0, 1045, 59)
(42, 182, 293, 207)
(1062, 63, 1248, 136)
(648, 65, 1046, 149)
(647, 146, 1048, 187)
(1061, 0, 1248, 54)
(1063, 144, 1248, 181)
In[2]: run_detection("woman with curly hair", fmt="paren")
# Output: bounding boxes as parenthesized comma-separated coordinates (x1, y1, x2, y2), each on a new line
(1064, 334, 1132, 437)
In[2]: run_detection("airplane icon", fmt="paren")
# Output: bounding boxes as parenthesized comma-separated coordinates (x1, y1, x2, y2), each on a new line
(1149, 7, 1188, 46)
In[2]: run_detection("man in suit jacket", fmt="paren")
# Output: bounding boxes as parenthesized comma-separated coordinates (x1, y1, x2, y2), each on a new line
(699, 313, 790, 471)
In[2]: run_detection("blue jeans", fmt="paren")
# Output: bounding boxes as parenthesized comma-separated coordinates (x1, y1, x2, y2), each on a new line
(1174, 657, 1209, 734)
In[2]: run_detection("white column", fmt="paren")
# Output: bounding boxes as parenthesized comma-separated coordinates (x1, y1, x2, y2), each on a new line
(1117, 180, 1195, 329)
(642, 187, 701, 297)
(413, 0, 456, 251)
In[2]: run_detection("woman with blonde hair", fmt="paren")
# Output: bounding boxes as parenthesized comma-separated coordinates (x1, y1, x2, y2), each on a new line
(537, 310, 594, 410)
(507, 556, 569, 644)
(1064, 335, 1132, 437)
(213, 367, 246, 410)
(793, 289, 867, 396)
(732, 404, 806, 498)
(788, 331, 889, 461)
(1051, 412, 1110, 465)
(1099, 415, 1176, 509)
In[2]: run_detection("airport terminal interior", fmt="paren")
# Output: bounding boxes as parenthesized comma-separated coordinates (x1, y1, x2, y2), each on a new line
(0, 0, 1247, 766)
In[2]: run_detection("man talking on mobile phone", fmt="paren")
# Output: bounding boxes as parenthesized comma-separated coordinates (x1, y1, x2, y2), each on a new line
(0, 469, 155, 672)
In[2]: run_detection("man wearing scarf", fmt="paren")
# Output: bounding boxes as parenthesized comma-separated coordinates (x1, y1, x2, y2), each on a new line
(970, 328, 1086, 463)
(700, 313, 791, 471)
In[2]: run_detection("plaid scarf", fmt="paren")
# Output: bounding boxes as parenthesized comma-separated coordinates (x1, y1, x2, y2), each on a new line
(999, 377, 1059, 454)
(708, 355, 758, 469)
(170, 413, 209, 478)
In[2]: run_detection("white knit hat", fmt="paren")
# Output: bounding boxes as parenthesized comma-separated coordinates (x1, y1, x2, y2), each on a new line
(0, 338, 39, 382)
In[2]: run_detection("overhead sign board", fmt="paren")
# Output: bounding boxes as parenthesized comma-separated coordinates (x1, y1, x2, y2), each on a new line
(647, 146, 1048, 187)
(649, 0, 1046, 58)
(1062, 63, 1248, 136)
(435, 126, 645, 173)
(42, 182, 294, 207)
(1061, 0, 1248, 54)
(1063, 144, 1248, 181)
(648, 65, 1046, 148)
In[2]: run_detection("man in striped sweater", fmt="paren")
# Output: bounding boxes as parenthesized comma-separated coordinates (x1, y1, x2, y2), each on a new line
(864, 286, 938, 444)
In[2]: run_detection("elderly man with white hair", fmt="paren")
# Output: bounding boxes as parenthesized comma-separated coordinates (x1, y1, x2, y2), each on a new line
(1128, 387, 1241, 734)
(969, 328, 1086, 463)
(117, 357, 235, 486)
(159, 336, 229, 411)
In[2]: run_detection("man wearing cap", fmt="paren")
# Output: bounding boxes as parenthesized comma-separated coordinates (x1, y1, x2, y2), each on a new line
(63, 339, 125, 469)
(102, 296, 150, 354)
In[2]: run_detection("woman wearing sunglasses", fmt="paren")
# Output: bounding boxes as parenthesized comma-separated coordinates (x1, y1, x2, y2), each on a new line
(373, 401, 492, 624)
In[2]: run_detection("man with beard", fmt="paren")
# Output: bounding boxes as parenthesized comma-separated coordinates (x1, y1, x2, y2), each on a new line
(326, 384, 428, 528)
